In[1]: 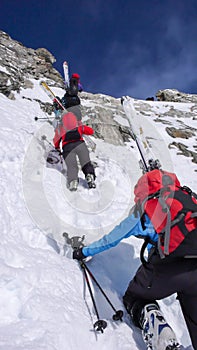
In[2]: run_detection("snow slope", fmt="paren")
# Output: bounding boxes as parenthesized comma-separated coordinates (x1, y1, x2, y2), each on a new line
(0, 81, 196, 350)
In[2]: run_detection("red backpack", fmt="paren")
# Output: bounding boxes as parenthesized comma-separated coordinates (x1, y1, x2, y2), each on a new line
(134, 169, 197, 259)
(61, 112, 81, 142)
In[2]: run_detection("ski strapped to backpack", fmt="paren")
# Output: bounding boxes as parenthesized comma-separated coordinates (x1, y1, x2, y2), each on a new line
(63, 61, 69, 88)
(121, 96, 161, 173)
(40, 81, 96, 152)
(40, 81, 65, 110)
(63, 61, 79, 95)
(134, 169, 197, 260)
(121, 96, 197, 261)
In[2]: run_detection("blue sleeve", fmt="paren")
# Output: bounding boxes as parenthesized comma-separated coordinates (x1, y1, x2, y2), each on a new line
(82, 213, 143, 257)
(78, 83, 83, 92)
(82, 213, 158, 257)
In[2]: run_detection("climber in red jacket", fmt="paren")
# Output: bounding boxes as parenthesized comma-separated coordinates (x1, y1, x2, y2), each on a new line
(53, 112, 96, 191)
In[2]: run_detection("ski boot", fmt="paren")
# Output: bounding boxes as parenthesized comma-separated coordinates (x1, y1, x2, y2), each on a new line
(141, 303, 180, 350)
(86, 174, 96, 189)
(68, 179, 78, 191)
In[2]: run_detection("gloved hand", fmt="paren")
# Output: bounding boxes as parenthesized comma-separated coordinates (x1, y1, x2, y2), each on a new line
(73, 247, 86, 261)
(53, 96, 62, 110)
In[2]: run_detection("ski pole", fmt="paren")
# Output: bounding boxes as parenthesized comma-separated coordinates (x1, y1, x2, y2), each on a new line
(80, 261, 107, 333)
(34, 116, 54, 121)
(82, 262, 123, 321)
(41, 135, 62, 154)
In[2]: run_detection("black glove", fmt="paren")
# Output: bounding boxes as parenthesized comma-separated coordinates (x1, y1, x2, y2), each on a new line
(53, 96, 62, 110)
(73, 248, 86, 261)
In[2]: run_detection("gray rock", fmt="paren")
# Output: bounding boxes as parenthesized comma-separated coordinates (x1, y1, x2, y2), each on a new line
(156, 89, 197, 103)
(0, 30, 64, 99)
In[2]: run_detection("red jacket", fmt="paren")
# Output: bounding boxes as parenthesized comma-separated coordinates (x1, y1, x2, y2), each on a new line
(53, 112, 94, 149)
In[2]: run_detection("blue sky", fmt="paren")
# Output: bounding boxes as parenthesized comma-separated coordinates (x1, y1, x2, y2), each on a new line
(0, 0, 196, 99)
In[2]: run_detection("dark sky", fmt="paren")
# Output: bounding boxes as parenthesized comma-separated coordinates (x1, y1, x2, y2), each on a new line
(0, 0, 196, 99)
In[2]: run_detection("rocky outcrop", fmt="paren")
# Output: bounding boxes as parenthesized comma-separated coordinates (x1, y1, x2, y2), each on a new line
(0, 31, 64, 99)
(169, 142, 197, 164)
(166, 126, 196, 139)
(156, 89, 197, 103)
(80, 92, 132, 145)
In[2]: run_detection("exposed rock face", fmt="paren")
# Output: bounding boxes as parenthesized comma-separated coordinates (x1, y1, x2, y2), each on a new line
(166, 127, 196, 139)
(0, 31, 64, 99)
(169, 142, 197, 164)
(80, 92, 132, 145)
(79, 92, 197, 163)
(156, 89, 197, 103)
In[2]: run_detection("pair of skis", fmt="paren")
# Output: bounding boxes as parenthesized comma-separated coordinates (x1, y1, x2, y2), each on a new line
(63, 61, 69, 88)
(121, 96, 161, 173)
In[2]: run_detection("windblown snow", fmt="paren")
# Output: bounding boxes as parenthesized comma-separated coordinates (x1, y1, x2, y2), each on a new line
(0, 79, 196, 350)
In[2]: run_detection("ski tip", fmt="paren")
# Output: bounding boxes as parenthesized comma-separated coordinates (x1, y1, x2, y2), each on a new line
(120, 96, 130, 105)
(40, 80, 47, 87)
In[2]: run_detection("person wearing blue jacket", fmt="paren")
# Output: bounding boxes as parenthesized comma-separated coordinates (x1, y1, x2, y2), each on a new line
(73, 207, 197, 349)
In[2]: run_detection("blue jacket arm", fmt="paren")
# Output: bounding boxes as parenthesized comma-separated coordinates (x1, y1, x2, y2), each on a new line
(82, 213, 143, 257)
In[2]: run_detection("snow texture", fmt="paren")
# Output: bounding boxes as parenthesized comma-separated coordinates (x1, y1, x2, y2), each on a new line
(0, 80, 196, 349)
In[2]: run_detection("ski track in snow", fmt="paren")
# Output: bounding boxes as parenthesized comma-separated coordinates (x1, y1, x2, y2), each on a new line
(0, 81, 196, 349)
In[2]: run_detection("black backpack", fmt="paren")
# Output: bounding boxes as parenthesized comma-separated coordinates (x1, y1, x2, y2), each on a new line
(62, 94, 80, 109)
(64, 128, 81, 142)
(67, 77, 79, 96)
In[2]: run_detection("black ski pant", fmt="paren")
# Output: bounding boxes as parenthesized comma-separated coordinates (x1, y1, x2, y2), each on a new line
(123, 258, 197, 349)
(62, 140, 95, 185)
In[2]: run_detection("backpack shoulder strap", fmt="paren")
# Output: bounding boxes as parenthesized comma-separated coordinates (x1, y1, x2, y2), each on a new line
(140, 237, 158, 264)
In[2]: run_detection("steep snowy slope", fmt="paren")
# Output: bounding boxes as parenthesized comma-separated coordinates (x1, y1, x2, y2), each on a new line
(0, 80, 196, 350)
